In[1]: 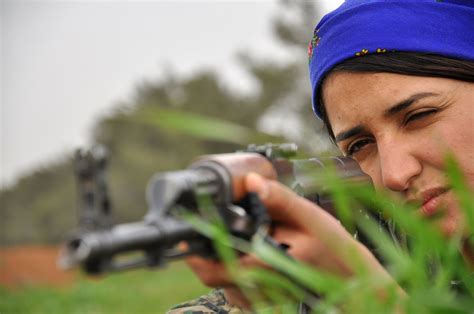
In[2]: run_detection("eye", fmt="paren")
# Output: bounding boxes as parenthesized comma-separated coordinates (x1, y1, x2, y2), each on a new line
(404, 109, 437, 125)
(347, 138, 373, 156)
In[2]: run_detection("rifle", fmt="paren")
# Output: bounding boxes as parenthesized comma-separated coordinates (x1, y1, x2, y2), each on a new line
(58, 143, 372, 275)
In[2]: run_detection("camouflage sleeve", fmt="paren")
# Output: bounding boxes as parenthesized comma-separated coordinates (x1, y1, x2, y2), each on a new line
(167, 288, 247, 314)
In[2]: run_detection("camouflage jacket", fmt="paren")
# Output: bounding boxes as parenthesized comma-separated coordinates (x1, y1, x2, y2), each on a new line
(167, 289, 309, 314)
(167, 289, 246, 314)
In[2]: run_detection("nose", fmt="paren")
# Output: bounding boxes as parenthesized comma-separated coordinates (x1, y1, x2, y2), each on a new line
(377, 138, 422, 192)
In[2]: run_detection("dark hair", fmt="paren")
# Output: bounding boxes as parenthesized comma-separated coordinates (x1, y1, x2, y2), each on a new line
(318, 52, 474, 141)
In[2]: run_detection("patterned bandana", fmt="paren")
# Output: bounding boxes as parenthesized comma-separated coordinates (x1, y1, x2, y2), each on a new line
(308, 0, 474, 119)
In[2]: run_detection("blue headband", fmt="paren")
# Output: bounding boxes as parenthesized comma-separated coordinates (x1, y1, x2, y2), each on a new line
(308, 0, 474, 119)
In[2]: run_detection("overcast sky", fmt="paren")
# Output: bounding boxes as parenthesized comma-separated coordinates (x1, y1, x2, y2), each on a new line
(1, 0, 343, 188)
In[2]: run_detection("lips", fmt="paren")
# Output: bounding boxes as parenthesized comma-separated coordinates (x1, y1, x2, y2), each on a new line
(420, 187, 449, 217)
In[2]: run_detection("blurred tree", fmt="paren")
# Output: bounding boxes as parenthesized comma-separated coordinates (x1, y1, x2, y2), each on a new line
(246, 0, 335, 154)
(1, 0, 334, 245)
(0, 159, 76, 245)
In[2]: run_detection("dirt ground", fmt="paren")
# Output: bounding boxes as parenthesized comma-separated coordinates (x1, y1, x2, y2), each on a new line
(0, 245, 75, 288)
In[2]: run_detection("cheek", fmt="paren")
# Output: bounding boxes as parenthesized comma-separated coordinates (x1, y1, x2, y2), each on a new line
(437, 122, 474, 189)
(449, 139, 474, 190)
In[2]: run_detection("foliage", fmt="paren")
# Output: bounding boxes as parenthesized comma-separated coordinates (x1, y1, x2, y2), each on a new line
(0, 159, 76, 245)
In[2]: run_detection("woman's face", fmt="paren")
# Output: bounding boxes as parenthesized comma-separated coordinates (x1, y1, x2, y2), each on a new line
(322, 72, 474, 237)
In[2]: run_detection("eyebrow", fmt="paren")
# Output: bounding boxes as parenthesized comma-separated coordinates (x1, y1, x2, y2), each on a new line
(334, 92, 439, 143)
(383, 92, 439, 117)
(335, 125, 366, 143)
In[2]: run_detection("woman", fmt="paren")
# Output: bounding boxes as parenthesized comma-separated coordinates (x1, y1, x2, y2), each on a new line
(170, 0, 474, 312)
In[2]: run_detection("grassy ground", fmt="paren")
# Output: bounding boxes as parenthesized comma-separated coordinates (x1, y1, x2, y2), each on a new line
(0, 261, 210, 314)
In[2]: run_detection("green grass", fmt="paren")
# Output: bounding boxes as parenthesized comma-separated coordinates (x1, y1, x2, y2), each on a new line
(0, 261, 209, 314)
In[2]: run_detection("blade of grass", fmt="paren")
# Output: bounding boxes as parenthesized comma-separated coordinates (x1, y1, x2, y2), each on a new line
(137, 107, 252, 143)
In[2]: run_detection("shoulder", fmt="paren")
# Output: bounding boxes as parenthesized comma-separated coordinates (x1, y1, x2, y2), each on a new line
(167, 289, 246, 314)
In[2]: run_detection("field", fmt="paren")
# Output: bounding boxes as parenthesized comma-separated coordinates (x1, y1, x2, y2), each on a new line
(0, 246, 210, 313)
